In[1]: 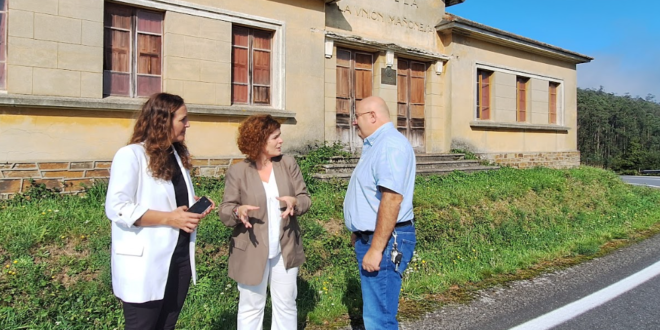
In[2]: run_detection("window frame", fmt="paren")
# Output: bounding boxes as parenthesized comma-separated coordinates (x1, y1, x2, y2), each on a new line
(476, 69, 493, 120)
(103, 3, 164, 98)
(516, 76, 529, 122)
(231, 26, 274, 106)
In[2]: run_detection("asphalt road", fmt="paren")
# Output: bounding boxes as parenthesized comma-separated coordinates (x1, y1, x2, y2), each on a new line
(620, 175, 660, 188)
(341, 233, 660, 330)
(398, 233, 660, 330)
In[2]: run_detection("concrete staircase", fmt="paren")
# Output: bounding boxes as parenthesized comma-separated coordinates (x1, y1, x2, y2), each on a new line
(312, 153, 500, 181)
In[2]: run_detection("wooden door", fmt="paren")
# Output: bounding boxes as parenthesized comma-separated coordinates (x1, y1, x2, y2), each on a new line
(336, 48, 373, 151)
(397, 59, 426, 152)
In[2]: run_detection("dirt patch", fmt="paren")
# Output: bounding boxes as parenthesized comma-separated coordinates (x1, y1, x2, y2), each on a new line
(197, 243, 229, 261)
(33, 241, 99, 289)
(320, 218, 345, 236)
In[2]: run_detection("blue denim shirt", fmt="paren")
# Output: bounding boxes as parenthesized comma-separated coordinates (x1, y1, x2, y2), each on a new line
(344, 122, 416, 232)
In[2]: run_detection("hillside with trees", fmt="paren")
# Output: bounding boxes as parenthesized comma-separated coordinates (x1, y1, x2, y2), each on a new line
(577, 88, 660, 173)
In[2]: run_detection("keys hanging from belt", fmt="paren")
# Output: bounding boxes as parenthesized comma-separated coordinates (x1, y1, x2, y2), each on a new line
(391, 232, 403, 271)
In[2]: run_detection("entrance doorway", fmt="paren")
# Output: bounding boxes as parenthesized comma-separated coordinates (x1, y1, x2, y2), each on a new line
(397, 59, 426, 152)
(336, 48, 373, 151)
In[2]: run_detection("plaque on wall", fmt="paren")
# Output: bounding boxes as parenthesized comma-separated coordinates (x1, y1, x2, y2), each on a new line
(381, 67, 397, 85)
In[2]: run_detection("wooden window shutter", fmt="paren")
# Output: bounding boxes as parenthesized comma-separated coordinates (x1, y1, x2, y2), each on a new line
(354, 53, 373, 101)
(478, 70, 491, 120)
(252, 29, 272, 104)
(232, 27, 249, 104)
(136, 10, 163, 97)
(549, 82, 558, 124)
(397, 59, 409, 118)
(410, 62, 426, 120)
(0, 0, 7, 90)
(103, 3, 133, 96)
(336, 49, 352, 115)
(517, 77, 528, 122)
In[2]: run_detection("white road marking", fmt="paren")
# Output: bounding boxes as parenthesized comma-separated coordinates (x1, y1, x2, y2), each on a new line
(509, 259, 660, 330)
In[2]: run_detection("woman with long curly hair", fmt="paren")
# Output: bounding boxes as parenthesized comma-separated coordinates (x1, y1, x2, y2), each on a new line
(105, 93, 215, 330)
(220, 115, 311, 330)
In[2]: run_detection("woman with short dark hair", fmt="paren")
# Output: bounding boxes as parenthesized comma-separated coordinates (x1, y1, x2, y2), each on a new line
(105, 93, 215, 330)
(220, 114, 311, 330)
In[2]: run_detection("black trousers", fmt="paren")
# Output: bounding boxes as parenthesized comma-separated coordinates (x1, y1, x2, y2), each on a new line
(122, 256, 192, 330)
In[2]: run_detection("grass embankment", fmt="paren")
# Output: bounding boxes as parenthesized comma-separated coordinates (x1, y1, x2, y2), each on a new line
(2, 148, 660, 329)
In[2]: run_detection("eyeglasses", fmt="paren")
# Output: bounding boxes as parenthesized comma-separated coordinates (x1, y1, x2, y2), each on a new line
(354, 111, 374, 120)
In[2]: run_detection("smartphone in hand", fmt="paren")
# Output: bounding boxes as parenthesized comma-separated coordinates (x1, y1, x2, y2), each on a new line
(187, 196, 212, 214)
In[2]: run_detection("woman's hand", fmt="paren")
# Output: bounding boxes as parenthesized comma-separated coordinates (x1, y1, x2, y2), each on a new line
(168, 206, 203, 233)
(236, 205, 260, 229)
(276, 196, 297, 218)
(194, 196, 216, 218)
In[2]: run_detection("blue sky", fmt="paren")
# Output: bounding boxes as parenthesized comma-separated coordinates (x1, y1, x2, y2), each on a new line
(448, 0, 660, 99)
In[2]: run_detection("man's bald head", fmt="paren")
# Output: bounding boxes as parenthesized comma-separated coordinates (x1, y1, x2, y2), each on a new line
(353, 96, 391, 139)
(359, 96, 391, 120)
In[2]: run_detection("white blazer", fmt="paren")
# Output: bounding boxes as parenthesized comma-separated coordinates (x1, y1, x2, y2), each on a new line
(105, 143, 197, 303)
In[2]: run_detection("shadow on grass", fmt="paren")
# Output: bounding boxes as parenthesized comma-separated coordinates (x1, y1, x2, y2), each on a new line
(209, 310, 239, 329)
(297, 277, 320, 329)
(342, 268, 364, 329)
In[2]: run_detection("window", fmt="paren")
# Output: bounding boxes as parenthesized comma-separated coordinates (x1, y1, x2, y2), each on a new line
(232, 26, 273, 105)
(0, 0, 7, 90)
(549, 82, 559, 124)
(103, 3, 163, 97)
(516, 76, 529, 122)
(476, 69, 492, 120)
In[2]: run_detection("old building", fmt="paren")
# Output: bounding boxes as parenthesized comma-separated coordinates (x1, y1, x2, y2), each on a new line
(0, 0, 591, 197)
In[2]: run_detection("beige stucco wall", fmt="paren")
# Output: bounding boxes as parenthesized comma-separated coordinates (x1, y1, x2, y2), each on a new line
(163, 12, 232, 106)
(444, 33, 578, 154)
(8, 0, 104, 98)
(1, 0, 326, 163)
(325, 0, 443, 50)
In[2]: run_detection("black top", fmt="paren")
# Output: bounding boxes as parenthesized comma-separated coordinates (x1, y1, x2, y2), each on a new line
(170, 150, 191, 264)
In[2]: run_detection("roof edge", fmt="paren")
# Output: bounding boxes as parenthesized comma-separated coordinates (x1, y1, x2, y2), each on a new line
(445, 0, 466, 7)
(436, 14, 593, 64)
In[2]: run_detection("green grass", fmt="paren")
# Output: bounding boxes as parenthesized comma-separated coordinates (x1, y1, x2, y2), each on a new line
(2, 154, 660, 329)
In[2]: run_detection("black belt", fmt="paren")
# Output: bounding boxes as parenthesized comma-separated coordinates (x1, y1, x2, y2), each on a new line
(354, 219, 414, 237)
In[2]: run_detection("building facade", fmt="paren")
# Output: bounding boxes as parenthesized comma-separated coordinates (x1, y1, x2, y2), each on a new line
(0, 0, 591, 197)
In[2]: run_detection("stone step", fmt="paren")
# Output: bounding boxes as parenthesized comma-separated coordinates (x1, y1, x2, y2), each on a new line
(317, 159, 482, 174)
(312, 165, 500, 181)
(327, 153, 465, 164)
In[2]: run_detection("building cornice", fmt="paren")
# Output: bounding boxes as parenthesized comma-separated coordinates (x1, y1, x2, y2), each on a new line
(325, 30, 451, 62)
(325, 0, 465, 6)
(436, 14, 593, 64)
(445, 0, 466, 7)
(324, 0, 466, 7)
(0, 95, 297, 119)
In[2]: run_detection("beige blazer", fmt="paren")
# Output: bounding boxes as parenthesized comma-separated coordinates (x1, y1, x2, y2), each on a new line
(219, 155, 311, 286)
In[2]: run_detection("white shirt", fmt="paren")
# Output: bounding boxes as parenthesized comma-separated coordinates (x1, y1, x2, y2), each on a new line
(262, 167, 281, 258)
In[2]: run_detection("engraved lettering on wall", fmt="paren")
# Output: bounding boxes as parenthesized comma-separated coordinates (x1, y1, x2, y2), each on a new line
(337, 4, 433, 33)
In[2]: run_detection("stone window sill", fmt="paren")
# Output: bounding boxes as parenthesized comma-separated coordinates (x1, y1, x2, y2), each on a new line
(470, 120, 570, 132)
(0, 94, 296, 119)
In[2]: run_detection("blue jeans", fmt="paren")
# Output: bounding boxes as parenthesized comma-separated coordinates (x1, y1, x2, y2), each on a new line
(354, 224, 416, 330)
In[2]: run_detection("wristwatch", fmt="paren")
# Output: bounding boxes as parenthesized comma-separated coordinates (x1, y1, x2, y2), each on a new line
(232, 206, 239, 218)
